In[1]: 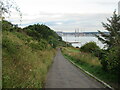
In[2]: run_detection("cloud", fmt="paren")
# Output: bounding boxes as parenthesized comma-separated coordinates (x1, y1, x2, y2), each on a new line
(6, 0, 119, 32)
(43, 13, 111, 32)
(8, 12, 112, 32)
(55, 22, 62, 25)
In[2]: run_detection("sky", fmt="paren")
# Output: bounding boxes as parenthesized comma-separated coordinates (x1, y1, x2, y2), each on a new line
(6, 0, 120, 32)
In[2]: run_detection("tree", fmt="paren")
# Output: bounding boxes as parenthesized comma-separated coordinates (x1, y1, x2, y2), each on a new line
(96, 11, 120, 74)
(96, 11, 120, 49)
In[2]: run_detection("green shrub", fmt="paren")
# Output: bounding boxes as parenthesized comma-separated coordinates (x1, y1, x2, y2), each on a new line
(100, 58, 108, 71)
(2, 37, 20, 56)
(2, 31, 56, 88)
(80, 42, 100, 54)
(29, 40, 48, 50)
(2, 20, 63, 88)
(107, 46, 120, 74)
(95, 46, 120, 73)
(80, 42, 109, 71)
(2, 20, 14, 31)
(48, 36, 59, 48)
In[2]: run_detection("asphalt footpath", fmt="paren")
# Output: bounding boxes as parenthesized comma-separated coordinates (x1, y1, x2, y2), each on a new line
(45, 49, 105, 88)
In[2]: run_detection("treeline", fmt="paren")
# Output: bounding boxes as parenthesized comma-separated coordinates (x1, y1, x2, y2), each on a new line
(3, 20, 65, 49)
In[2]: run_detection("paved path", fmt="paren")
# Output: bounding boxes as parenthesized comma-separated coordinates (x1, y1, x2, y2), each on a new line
(45, 49, 105, 88)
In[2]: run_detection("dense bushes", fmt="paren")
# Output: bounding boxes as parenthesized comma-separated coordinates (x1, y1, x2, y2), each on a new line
(80, 12, 120, 76)
(96, 46, 120, 76)
(96, 12, 120, 76)
(107, 46, 120, 73)
(3, 37, 19, 55)
(24, 24, 60, 40)
(80, 42, 100, 54)
(29, 40, 48, 51)
(80, 42, 107, 71)
(2, 20, 64, 88)
(23, 24, 63, 48)
(2, 20, 64, 48)
(80, 42, 120, 74)
(2, 33, 56, 87)
(2, 21, 13, 31)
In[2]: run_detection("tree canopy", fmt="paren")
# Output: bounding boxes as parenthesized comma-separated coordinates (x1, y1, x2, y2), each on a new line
(96, 11, 120, 49)
(96, 11, 120, 75)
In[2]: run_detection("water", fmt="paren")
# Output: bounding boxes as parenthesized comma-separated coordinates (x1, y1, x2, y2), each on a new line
(62, 35, 105, 48)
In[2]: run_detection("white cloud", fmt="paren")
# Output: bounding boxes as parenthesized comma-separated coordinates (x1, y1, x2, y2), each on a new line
(6, 0, 120, 32)
(15, 0, 119, 14)
(55, 22, 62, 25)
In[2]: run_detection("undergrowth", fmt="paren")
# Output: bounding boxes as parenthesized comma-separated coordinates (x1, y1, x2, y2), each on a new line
(2, 31, 56, 88)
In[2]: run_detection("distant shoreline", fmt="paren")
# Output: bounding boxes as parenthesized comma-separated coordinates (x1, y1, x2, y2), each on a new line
(56, 31, 109, 36)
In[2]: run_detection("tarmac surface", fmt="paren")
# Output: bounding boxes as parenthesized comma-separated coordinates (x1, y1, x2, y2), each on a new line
(45, 49, 105, 88)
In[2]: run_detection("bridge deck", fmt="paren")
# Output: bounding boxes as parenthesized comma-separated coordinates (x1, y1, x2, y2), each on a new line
(66, 42, 81, 44)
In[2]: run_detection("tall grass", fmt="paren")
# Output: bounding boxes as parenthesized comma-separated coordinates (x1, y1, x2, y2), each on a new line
(2, 31, 56, 88)
(63, 47, 101, 66)
(62, 47, 118, 89)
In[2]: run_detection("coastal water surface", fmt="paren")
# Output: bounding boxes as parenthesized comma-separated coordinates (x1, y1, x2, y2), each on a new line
(62, 35, 105, 48)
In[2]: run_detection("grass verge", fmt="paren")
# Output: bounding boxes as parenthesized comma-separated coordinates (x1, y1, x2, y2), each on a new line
(62, 47, 118, 89)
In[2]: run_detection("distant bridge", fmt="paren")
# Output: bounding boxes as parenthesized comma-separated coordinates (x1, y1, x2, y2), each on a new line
(66, 41, 81, 44)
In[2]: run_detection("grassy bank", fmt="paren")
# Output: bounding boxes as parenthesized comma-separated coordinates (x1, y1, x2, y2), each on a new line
(2, 31, 56, 88)
(62, 47, 118, 89)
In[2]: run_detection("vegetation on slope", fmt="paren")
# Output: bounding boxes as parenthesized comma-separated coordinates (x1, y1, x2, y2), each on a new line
(2, 20, 65, 88)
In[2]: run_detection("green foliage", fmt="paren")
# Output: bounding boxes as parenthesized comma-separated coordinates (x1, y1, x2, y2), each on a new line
(3, 20, 63, 49)
(96, 11, 120, 73)
(29, 40, 48, 51)
(84, 47, 109, 71)
(94, 49, 108, 71)
(24, 24, 62, 48)
(2, 20, 14, 31)
(23, 28, 42, 40)
(2, 20, 64, 88)
(2, 36, 20, 56)
(107, 46, 120, 74)
(80, 42, 100, 54)
(13, 32, 32, 42)
(48, 36, 58, 48)
(100, 58, 108, 71)
(2, 20, 22, 32)
(62, 47, 118, 88)
(2, 30, 56, 88)
(24, 24, 59, 40)
(96, 11, 120, 48)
